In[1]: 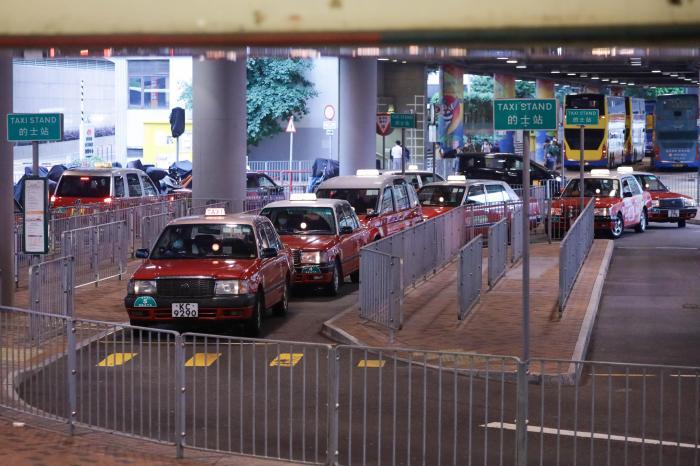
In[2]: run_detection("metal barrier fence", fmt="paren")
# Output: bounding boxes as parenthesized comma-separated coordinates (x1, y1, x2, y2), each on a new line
(511, 205, 524, 263)
(141, 213, 172, 250)
(29, 256, 74, 319)
(358, 250, 402, 341)
(61, 220, 129, 287)
(487, 218, 508, 289)
(657, 171, 700, 202)
(559, 199, 595, 313)
(1, 306, 699, 465)
(458, 235, 483, 320)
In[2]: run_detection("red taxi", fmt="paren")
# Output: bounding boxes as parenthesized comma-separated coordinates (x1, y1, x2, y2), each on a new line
(550, 169, 652, 239)
(621, 168, 697, 228)
(52, 167, 159, 208)
(315, 169, 423, 242)
(260, 194, 370, 295)
(124, 209, 293, 336)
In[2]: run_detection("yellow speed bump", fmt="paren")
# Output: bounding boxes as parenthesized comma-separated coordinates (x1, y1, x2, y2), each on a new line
(357, 359, 386, 368)
(97, 353, 137, 367)
(185, 353, 222, 367)
(270, 353, 303, 367)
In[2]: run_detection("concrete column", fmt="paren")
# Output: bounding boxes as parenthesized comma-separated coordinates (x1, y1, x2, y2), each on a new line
(338, 58, 377, 176)
(0, 51, 13, 306)
(112, 58, 128, 167)
(192, 57, 247, 209)
(494, 74, 515, 153)
(536, 79, 555, 165)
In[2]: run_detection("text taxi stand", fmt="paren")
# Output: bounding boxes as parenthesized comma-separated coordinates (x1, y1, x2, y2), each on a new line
(566, 109, 600, 210)
(494, 98, 557, 466)
(7, 113, 64, 255)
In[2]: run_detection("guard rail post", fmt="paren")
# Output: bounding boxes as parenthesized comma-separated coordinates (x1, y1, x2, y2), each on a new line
(63, 256, 75, 317)
(66, 318, 77, 436)
(515, 360, 528, 466)
(90, 226, 98, 286)
(696, 170, 699, 202)
(326, 346, 340, 466)
(175, 332, 186, 458)
(117, 221, 125, 279)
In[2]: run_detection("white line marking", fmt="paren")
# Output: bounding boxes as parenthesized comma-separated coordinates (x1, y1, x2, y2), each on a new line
(616, 246, 699, 250)
(482, 422, 699, 449)
(669, 374, 699, 378)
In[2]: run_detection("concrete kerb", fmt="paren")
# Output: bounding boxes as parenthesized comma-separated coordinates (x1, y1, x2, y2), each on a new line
(322, 240, 616, 386)
(688, 218, 700, 225)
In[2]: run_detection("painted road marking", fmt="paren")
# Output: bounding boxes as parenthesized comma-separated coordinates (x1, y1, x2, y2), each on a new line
(184, 353, 221, 367)
(481, 422, 699, 449)
(590, 373, 698, 378)
(97, 353, 137, 367)
(357, 359, 386, 368)
(617, 246, 699, 250)
(270, 353, 303, 367)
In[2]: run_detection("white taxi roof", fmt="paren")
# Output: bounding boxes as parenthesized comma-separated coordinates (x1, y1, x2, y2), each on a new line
(422, 178, 506, 187)
(168, 213, 264, 227)
(585, 169, 629, 180)
(262, 197, 350, 210)
(316, 174, 403, 190)
(61, 167, 146, 177)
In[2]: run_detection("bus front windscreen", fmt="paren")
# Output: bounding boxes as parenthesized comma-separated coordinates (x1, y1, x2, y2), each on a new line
(565, 95, 606, 117)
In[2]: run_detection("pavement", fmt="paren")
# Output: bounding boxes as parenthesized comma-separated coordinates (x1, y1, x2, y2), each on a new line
(324, 239, 613, 380)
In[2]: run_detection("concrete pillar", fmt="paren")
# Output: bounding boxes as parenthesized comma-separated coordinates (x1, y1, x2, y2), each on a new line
(494, 74, 515, 153)
(192, 58, 247, 209)
(0, 51, 13, 306)
(112, 58, 128, 167)
(338, 58, 377, 175)
(536, 79, 555, 165)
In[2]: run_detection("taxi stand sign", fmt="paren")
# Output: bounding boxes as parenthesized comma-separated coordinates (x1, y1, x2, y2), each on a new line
(566, 109, 600, 126)
(7, 113, 64, 142)
(22, 177, 49, 254)
(493, 99, 557, 131)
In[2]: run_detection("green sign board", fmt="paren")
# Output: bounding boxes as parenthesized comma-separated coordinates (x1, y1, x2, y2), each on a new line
(493, 99, 557, 131)
(7, 113, 64, 142)
(390, 113, 416, 129)
(565, 109, 599, 126)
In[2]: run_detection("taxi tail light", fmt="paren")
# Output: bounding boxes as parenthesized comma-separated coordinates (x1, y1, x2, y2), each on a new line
(103, 197, 113, 204)
(50, 195, 56, 203)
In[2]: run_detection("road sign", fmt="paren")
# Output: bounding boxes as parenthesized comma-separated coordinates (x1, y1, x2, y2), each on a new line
(7, 113, 64, 142)
(493, 99, 557, 131)
(390, 113, 416, 129)
(376, 113, 392, 136)
(322, 120, 337, 130)
(323, 105, 335, 121)
(23, 177, 48, 254)
(566, 109, 600, 126)
(285, 117, 296, 133)
(325, 129, 334, 136)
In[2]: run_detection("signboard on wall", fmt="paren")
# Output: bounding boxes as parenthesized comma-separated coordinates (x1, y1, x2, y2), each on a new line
(22, 177, 48, 254)
(79, 123, 95, 160)
(142, 121, 193, 165)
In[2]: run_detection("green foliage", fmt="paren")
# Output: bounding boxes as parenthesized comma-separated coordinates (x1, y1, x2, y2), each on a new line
(247, 58, 317, 147)
(515, 80, 535, 98)
(622, 86, 688, 99)
(178, 80, 193, 110)
(464, 75, 494, 124)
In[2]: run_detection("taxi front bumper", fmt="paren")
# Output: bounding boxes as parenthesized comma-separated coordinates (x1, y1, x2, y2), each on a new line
(648, 207, 697, 222)
(124, 294, 257, 322)
(293, 263, 335, 285)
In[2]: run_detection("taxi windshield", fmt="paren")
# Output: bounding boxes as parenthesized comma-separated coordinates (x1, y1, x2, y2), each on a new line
(261, 207, 336, 235)
(56, 175, 110, 197)
(561, 178, 620, 198)
(417, 185, 466, 207)
(316, 188, 379, 215)
(635, 175, 668, 192)
(150, 224, 257, 260)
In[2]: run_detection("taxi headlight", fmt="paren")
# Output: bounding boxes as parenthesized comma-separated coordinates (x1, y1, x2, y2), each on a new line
(683, 198, 696, 207)
(550, 207, 562, 216)
(301, 251, 328, 264)
(594, 207, 610, 217)
(215, 280, 249, 295)
(130, 280, 157, 295)
(651, 200, 660, 208)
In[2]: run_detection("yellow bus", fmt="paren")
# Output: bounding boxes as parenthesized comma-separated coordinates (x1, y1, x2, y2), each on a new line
(624, 97, 646, 164)
(564, 94, 626, 169)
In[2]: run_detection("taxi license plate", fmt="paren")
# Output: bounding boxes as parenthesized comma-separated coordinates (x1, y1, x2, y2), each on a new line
(171, 303, 198, 318)
(302, 265, 322, 274)
(672, 163, 684, 168)
(668, 209, 680, 218)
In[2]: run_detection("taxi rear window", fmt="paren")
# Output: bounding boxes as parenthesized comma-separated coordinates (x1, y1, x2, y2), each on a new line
(316, 189, 379, 215)
(261, 207, 336, 235)
(417, 186, 465, 207)
(56, 175, 111, 198)
(150, 224, 257, 259)
(562, 178, 620, 198)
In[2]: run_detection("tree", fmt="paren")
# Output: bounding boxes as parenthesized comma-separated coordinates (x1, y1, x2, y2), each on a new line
(515, 81, 535, 98)
(621, 86, 688, 99)
(174, 59, 317, 147)
(246, 58, 317, 147)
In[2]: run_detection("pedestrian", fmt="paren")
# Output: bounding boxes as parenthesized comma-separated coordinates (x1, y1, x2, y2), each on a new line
(544, 138, 554, 170)
(481, 139, 492, 154)
(547, 138, 561, 170)
(390, 140, 403, 171)
(464, 137, 476, 153)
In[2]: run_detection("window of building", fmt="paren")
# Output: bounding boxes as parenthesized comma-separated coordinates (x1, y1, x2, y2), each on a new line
(128, 60, 169, 109)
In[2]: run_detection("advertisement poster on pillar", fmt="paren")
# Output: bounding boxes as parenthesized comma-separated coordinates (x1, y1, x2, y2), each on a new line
(79, 123, 95, 160)
(437, 65, 463, 157)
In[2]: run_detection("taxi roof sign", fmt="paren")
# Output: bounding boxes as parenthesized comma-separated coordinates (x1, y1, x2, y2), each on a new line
(289, 193, 317, 201)
(356, 169, 380, 177)
(590, 169, 611, 176)
(616, 166, 634, 174)
(205, 207, 226, 216)
(407, 164, 419, 170)
(447, 175, 467, 182)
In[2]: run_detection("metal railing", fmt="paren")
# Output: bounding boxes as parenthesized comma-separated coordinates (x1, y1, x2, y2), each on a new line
(487, 218, 508, 289)
(358, 249, 403, 341)
(141, 213, 172, 250)
(657, 171, 700, 202)
(458, 235, 483, 320)
(559, 199, 595, 313)
(511, 205, 524, 263)
(1, 306, 699, 465)
(60, 220, 129, 287)
(29, 256, 74, 319)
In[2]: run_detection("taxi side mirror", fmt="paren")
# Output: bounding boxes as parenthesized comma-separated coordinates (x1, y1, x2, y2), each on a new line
(135, 248, 149, 259)
(261, 247, 278, 259)
(339, 226, 353, 235)
(623, 191, 633, 198)
(365, 208, 377, 217)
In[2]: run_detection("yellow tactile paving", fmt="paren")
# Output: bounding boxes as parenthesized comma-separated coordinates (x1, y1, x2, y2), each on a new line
(184, 353, 221, 367)
(357, 359, 386, 368)
(269, 353, 304, 367)
(97, 353, 137, 367)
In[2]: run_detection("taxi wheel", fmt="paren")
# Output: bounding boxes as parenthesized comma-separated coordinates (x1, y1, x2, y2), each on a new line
(246, 293, 264, 337)
(678, 219, 686, 228)
(273, 278, 289, 317)
(350, 269, 360, 284)
(634, 209, 647, 233)
(610, 214, 624, 239)
(326, 261, 341, 296)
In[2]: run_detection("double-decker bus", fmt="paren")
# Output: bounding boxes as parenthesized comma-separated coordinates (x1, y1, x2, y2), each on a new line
(564, 94, 626, 169)
(644, 100, 655, 156)
(653, 95, 699, 170)
(624, 97, 646, 164)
